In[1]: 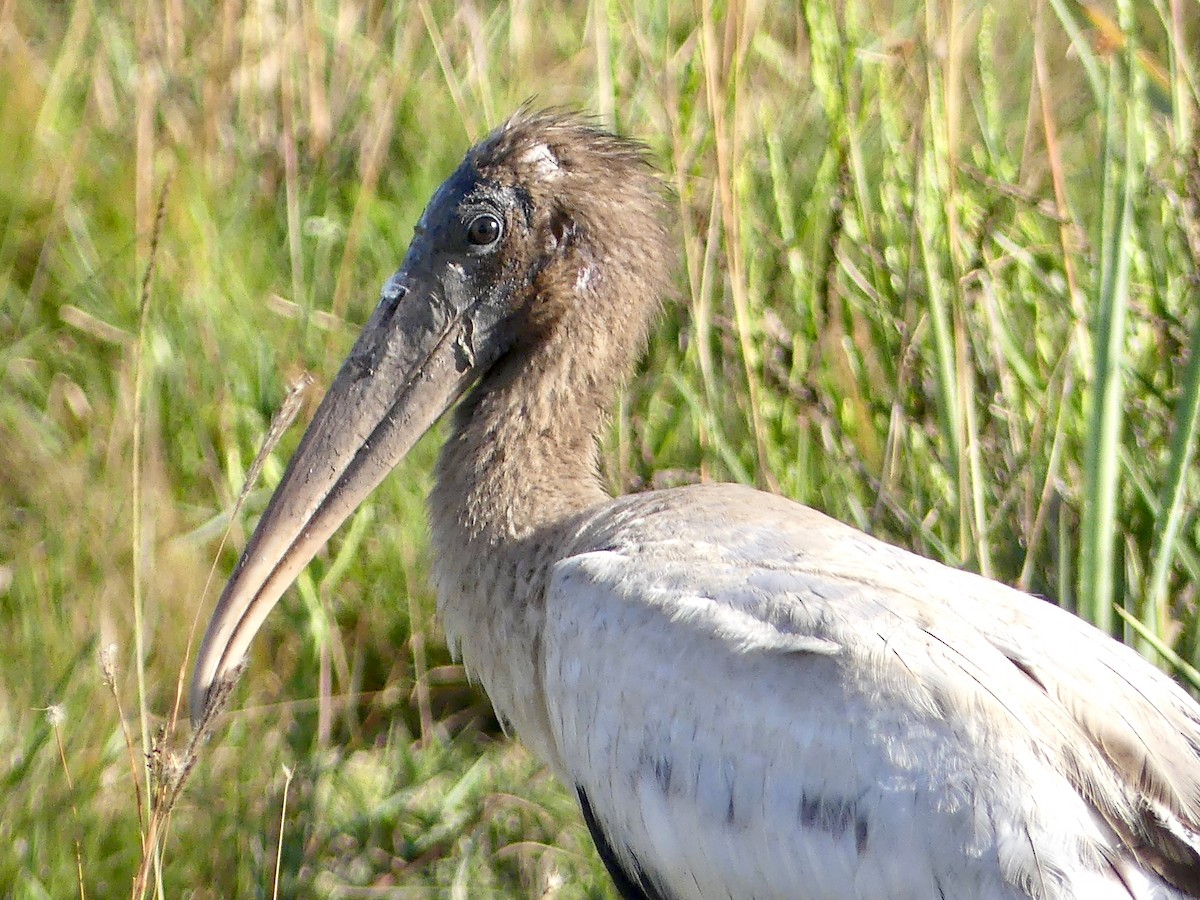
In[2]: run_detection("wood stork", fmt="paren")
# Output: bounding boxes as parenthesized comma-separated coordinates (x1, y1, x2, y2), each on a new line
(191, 110, 1200, 899)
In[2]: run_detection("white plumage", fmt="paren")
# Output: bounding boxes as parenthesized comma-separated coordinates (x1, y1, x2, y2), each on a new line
(432, 482, 1200, 898)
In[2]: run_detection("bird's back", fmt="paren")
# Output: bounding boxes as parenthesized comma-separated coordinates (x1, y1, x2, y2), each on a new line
(537, 482, 1200, 900)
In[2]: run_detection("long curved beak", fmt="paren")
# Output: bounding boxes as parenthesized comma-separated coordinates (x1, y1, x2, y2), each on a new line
(190, 270, 480, 722)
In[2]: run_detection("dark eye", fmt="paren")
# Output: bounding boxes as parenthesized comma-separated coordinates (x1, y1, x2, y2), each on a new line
(466, 213, 501, 247)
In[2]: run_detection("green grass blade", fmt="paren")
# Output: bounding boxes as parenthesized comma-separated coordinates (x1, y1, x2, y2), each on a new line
(1116, 605, 1200, 691)
(1079, 58, 1137, 635)
(1147, 304, 1200, 635)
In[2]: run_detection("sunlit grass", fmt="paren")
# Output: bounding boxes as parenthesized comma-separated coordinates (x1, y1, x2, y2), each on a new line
(1, 0, 1197, 896)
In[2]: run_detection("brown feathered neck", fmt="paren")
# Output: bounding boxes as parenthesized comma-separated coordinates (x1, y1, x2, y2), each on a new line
(429, 110, 673, 548)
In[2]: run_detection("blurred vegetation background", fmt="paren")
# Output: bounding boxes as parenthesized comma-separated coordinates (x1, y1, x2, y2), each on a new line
(1, 0, 1198, 896)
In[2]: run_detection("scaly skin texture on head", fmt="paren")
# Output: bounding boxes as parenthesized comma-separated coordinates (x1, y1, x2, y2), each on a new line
(435, 111, 673, 537)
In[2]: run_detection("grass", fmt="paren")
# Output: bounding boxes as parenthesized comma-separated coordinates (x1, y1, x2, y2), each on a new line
(1, 0, 1198, 896)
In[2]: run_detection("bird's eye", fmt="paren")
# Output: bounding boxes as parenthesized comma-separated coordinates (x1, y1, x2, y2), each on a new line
(466, 213, 502, 247)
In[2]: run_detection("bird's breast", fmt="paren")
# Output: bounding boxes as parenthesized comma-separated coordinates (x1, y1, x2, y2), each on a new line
(432, 524, 577, 774)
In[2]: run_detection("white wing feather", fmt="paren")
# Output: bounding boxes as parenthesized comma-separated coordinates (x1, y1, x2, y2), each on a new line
(539, 483, 1200, 900)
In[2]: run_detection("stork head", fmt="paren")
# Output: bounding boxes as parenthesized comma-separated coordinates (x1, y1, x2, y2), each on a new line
(189, 110, 671, 722)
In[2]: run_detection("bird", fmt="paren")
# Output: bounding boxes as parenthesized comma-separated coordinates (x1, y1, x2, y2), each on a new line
(191, 109, 1200, 899)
